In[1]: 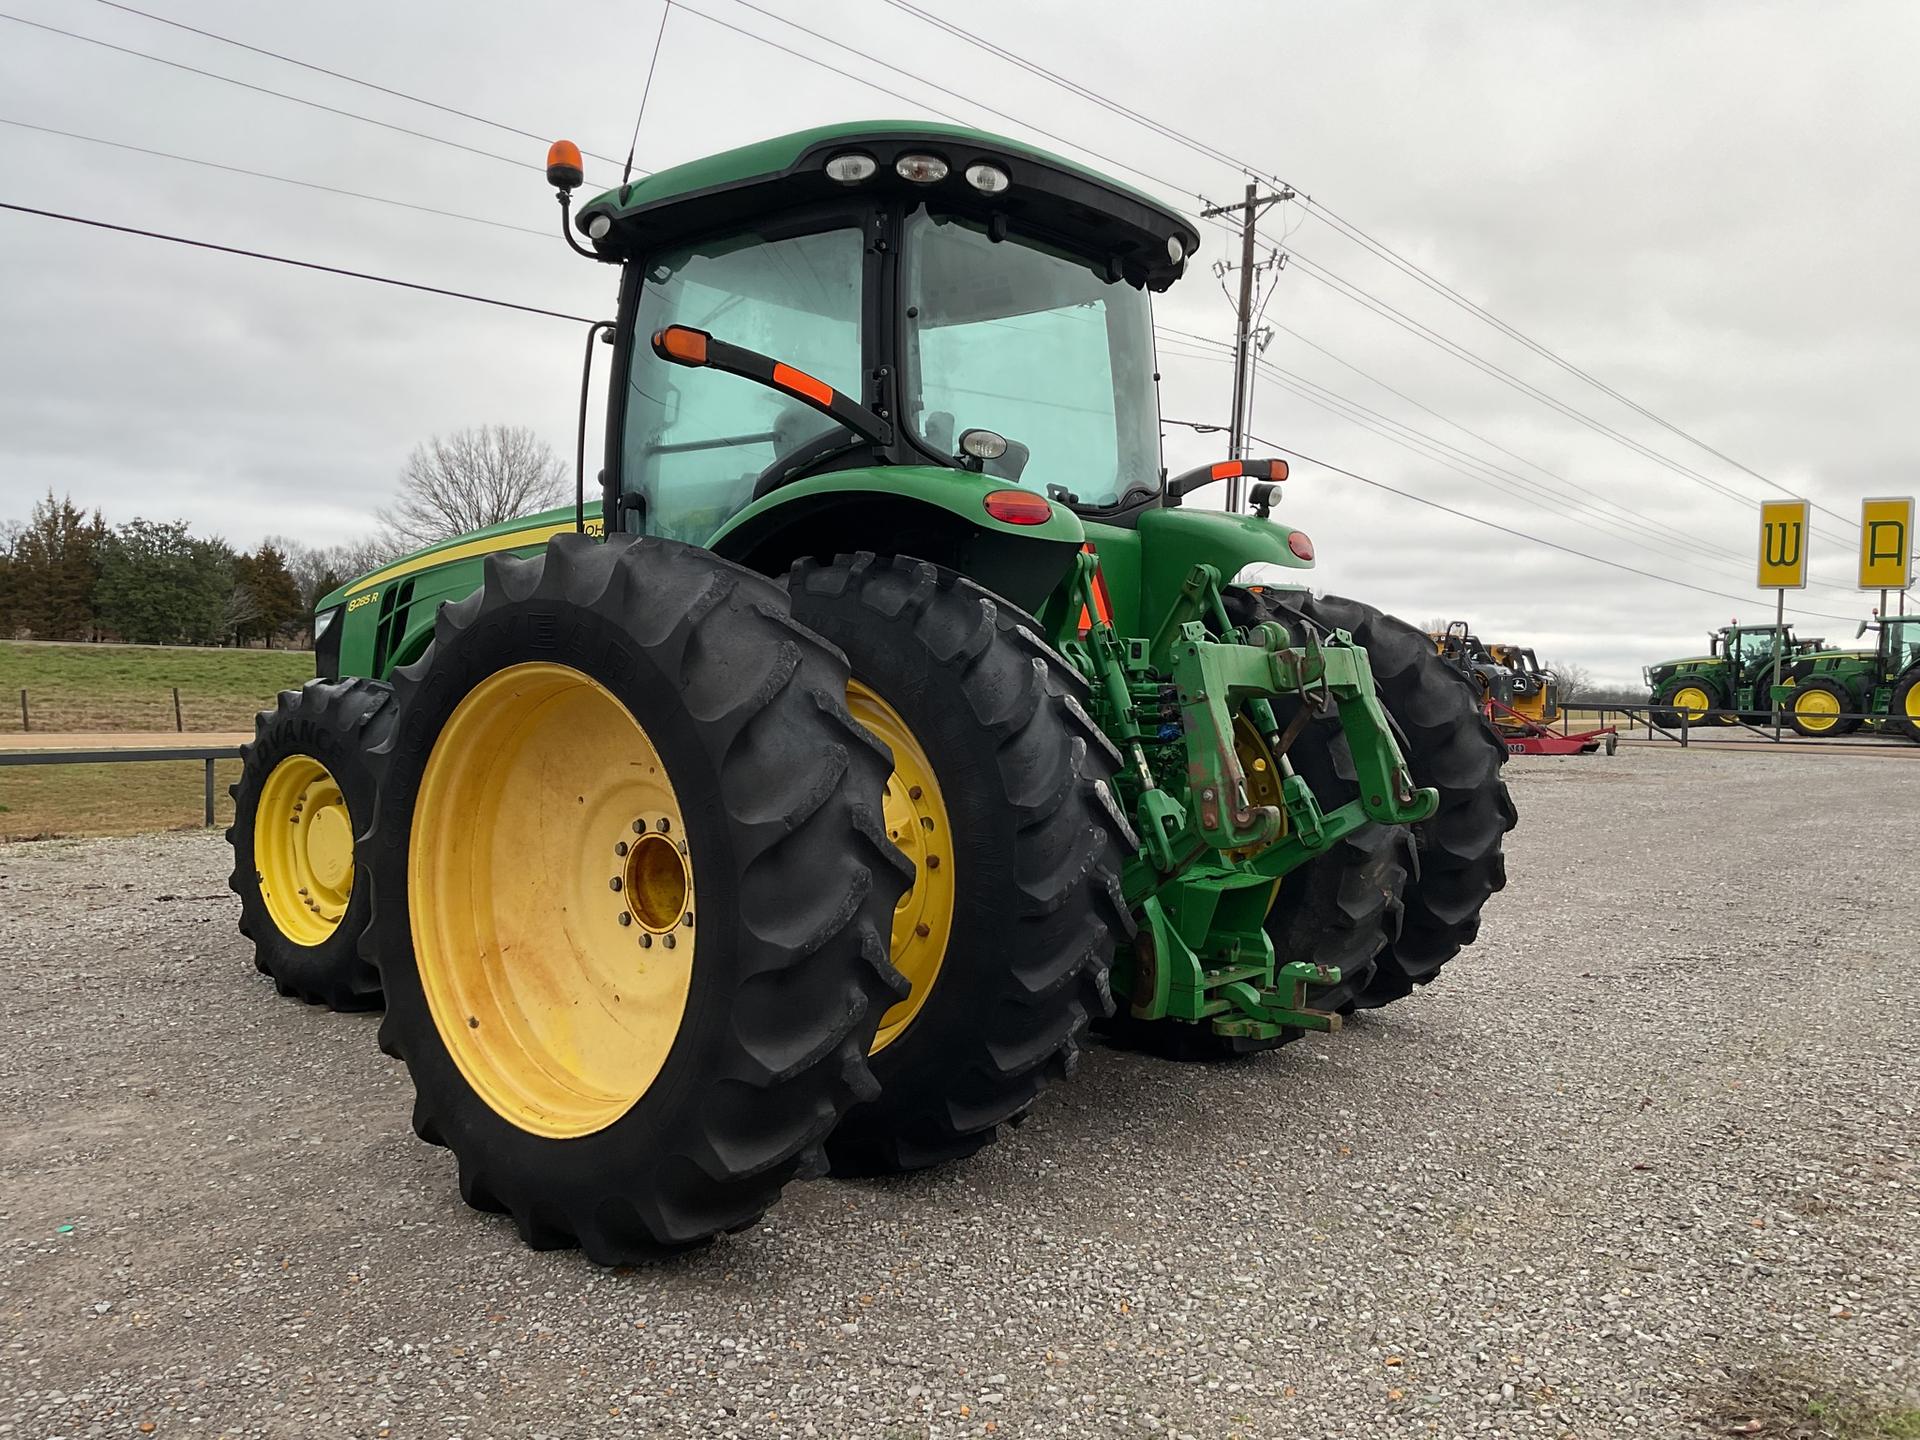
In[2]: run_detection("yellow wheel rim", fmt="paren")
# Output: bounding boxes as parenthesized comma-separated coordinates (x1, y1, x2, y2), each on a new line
(255, 754, 354, 945)
(1793, 687, 1842, 733)
(1672, 685, 1712, 721)
(848, 680, 956, 1054)
(1907, 686, 1920, 721)
(408, 662, 695, 1140)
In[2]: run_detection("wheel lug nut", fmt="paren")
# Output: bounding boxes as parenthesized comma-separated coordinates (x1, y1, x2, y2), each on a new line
(914, 922, 930, 938)
(657, 817, 672, 833)
(617, 912, 631, 927)
(609, 876, 622, 892)
(682, 912, 694, 928)
(632, 819, 646, 835)
(662, 934, 676, 949)
(639, 933, 651, 948)
(615, 840, 629, 857)
(925, 855, 940, 870)
(908, 786, 923, 801)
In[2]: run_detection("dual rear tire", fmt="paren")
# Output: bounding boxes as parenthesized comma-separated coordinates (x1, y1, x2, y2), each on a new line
(346, 541, 1129, 1261)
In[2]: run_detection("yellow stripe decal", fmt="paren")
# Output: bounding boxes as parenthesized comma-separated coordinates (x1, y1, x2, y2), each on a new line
(344, 520, 590, 598)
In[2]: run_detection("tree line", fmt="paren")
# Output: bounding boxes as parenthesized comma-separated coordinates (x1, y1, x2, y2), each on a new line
(0, 425, 566, 648)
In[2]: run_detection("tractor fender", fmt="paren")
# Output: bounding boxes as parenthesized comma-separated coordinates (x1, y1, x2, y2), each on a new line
(707, 465, 1086, 615)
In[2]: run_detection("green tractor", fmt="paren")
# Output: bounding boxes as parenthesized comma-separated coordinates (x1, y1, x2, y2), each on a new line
(1644, 621, 1826, 727)
(227, 122, 1514, 1261)
(1770, 613, 1920, 739)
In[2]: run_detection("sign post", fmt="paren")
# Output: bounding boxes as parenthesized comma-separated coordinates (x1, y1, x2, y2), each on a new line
(1858, 497, 1914, 622)
(1758, 500, 1810, 737)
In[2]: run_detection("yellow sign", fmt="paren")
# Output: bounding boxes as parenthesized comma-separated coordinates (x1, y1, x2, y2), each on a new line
(1858, 495, 1913, 590)
(1757, 500, 1809, 589)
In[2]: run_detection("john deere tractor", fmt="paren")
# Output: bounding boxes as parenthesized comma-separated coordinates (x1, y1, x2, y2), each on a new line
(1644, 621, 1825, 727)
(227, 122, 1514, 1262)
(1770, 613, 1920, 739)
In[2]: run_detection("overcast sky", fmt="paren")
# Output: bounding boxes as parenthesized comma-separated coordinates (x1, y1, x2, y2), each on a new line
(3, 0, 1916, 685)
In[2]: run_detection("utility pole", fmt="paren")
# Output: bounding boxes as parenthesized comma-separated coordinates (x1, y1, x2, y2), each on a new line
(1201, 182, 1294, 511)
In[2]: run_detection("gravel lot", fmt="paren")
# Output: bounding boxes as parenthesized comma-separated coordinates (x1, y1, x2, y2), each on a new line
(2, 745, 1915, 1438)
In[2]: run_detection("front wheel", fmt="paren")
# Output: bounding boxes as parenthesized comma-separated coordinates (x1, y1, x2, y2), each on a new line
(1786, 678, 1858, 737)
(361, 536, 911, 1263)
(1653, 681, 1717, 730)
(228, 678, 394, 1011)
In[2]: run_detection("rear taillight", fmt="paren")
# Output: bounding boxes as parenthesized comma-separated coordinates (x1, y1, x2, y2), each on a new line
(983, 489, 1053, 526)
(1288, 531, 1314, 561)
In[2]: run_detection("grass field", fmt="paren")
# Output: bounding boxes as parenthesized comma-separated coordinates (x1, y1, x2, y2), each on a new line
(0, 641, 312, 733)
(0, 759, 243, 842)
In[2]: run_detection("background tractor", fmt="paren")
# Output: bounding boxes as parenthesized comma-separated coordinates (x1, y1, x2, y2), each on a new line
(1644, 622, 1826, 726)
(1771, 613, 1920, 739)
(227, 122, 1515, 1263)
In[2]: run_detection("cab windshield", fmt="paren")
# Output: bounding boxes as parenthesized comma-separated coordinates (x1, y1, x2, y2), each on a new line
(1733, 629, 1786, 664)
(901, 210, 1160, 508)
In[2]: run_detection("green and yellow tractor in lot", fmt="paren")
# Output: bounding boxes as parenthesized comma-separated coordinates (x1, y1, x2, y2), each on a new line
(227, 121, 1515, 1262)
(1770, 613, 1920, 739)
(1644, 621, 1827, 727)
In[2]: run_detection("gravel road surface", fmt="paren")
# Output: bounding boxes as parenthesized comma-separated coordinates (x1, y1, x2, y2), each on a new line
(2, 745, 1914, 1438)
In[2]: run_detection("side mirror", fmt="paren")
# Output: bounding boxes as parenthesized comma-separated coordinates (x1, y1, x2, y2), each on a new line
(1165, 458, 1287, 508)
(1857, 620, 1871, 637)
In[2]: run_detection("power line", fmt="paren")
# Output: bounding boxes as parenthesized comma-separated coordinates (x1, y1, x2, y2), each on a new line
(1246, 360, 1856, 597)
(0, 13, 563, 181)
(1160, 321, 1758, 572)
(1284, 249, 1855, 547)
(0, 117, 551, 239)
(85, 0, 636, 173)
(1237, 428, 1862, 625)
(871, 0, 1845, 526)
(1163, 323, 1860, 594)
(1290, 196, 1851, 525)
(0, 200, 596, 324)
(682, 0, 1207, 210)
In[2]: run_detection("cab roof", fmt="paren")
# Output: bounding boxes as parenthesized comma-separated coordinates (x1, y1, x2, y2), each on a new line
(574, 121, 1202, 292)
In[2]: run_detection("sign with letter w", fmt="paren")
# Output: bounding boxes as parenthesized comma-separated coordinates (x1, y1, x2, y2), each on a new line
(1758, 500, 1809, 590)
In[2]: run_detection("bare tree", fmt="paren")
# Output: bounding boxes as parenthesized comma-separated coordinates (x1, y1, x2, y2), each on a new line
(1546, 658, 1594, 706)
(378, 425, 568, 548)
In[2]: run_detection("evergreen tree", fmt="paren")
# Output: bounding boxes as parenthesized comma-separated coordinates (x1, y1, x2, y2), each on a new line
(96, 519, 234, 644)
(5, 492, 106, 639)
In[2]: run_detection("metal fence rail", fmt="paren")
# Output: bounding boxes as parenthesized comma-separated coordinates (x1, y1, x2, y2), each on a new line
(0, 744, 239, 825)
(1564, 704, 1919, 751)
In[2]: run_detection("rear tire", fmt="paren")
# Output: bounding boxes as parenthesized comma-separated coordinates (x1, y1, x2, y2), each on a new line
(228, 678, 393, 1011)
(1278, 595, 1515, 1007)
(787, 554, 1134, 1177)
(361, 535, 911, 1262)
(1892, 670, 1920, 743)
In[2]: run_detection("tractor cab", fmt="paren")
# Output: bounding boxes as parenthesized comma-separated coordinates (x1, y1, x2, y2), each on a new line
(1862, 614, 1920, 681)
(559, 125, 1200, 565)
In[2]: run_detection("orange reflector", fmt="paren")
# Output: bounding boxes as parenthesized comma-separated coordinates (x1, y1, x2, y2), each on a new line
(1269, 459, 1289, 481)
(771, 362, 834, 407)
(983, 489, 1053, 526)
(1076, 542, 1114, 633)
(1288, 531, 1314, 562)
(1210, 460, 1242, 481)
(653, 326, 709, 365)
(546, 139, 584, 190)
